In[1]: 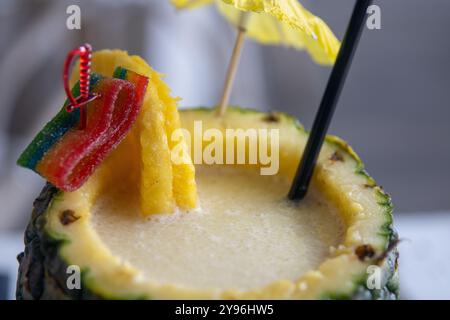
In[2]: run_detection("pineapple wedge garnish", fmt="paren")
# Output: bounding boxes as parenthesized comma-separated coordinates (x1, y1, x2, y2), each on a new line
(71, 50, 197, 215)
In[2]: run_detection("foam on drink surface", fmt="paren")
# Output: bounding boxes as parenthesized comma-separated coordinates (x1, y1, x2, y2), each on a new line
(91, 166, 344, 290)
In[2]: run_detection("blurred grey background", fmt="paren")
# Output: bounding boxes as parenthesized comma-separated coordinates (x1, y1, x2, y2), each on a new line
(0, 0, 449, 299)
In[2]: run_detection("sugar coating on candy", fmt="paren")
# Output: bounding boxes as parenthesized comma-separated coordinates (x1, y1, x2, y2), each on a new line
(37, 79, 135, 190)
(17, 75, 101, 170)
(17, 68, 149, 191)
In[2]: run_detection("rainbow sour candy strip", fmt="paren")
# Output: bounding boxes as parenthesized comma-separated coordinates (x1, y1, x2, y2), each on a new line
(17, 68, 148, 191)
(54, 67, 149, 189)
(17, 74, 102, 170)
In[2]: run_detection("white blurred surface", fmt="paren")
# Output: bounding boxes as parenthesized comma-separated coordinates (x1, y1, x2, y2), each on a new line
(0, 232, 23, 300)
(395, 213, 450, 300)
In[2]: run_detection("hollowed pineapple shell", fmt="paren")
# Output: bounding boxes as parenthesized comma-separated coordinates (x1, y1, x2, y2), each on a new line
(16, 107, 398, 300)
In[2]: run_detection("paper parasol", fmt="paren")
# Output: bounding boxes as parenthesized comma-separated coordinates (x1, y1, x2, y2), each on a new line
(171, 0, 341, 115)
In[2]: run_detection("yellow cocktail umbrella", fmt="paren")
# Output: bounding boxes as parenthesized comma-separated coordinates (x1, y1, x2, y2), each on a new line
(171, 0, 340, 115)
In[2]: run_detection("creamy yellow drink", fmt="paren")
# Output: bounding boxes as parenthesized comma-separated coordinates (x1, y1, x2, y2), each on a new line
(91, 165, 344, 291)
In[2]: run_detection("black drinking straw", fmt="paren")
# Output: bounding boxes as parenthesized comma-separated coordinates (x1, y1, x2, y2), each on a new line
(288, 0, 373, 201)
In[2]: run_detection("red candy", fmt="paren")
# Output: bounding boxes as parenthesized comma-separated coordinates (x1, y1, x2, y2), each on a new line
(36, 70, 148, 191)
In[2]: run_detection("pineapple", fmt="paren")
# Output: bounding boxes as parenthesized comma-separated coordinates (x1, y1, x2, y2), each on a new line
(16, 107, 398, 300)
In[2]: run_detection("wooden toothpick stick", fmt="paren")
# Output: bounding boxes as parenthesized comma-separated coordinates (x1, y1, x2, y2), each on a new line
(217, 11, 250, 117)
